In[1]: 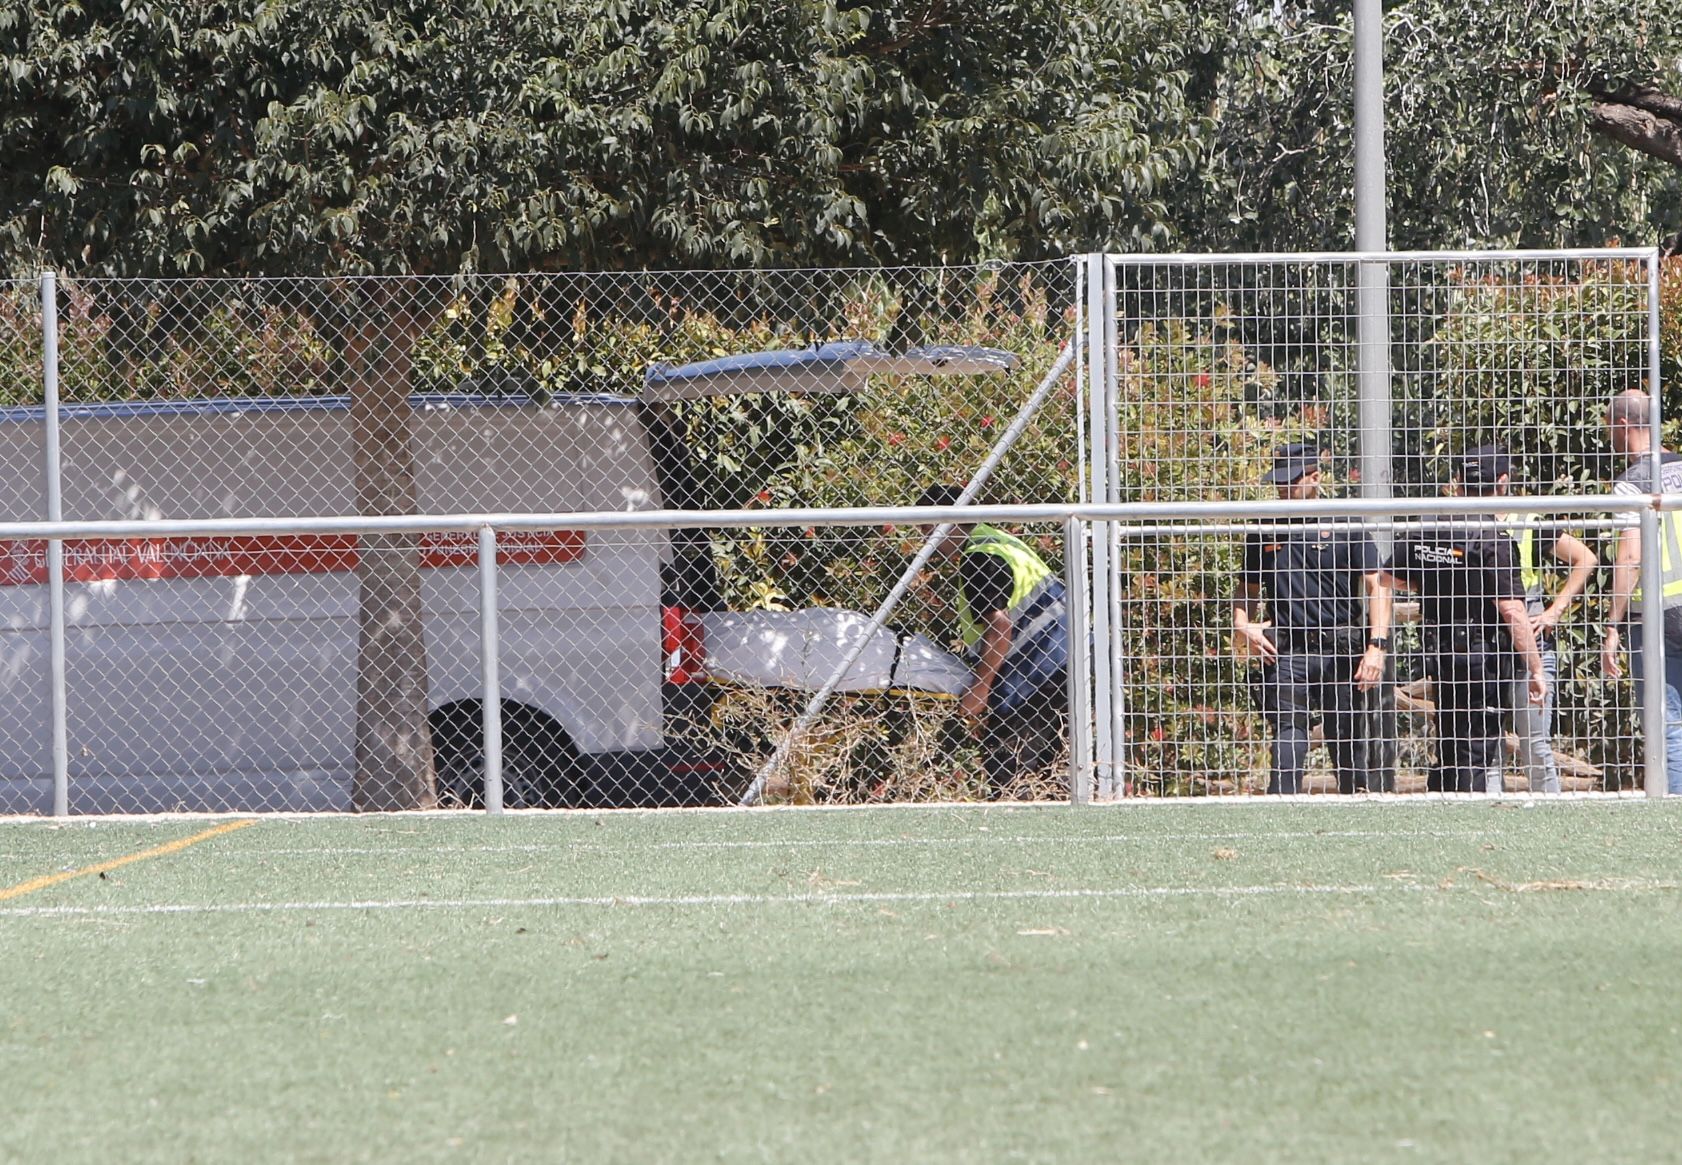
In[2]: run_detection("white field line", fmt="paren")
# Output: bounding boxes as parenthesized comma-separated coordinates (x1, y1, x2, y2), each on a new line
(148, 828, 1496, 859)
(2, 878, 1677, 920)
(0, 883, 1398, 918)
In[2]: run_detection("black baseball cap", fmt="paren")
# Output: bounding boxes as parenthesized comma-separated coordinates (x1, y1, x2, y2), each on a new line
(1264, 443, 1321, 485)
(916, 484, 965, 509)
(1457, 445, 1512, 488)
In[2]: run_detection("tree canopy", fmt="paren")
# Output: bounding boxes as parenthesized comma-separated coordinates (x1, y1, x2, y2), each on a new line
(1190, 1, 1682, 252)
(4, 2, 1678, 278)
(2, 1, 1680, 269)
(0, 0, 1209, 275)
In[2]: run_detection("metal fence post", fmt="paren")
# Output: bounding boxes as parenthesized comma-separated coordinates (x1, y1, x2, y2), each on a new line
(41, 271, 68, 818)
(1643, 249, 1667, 799)
(1102, 257, 1126, 799)
(1085, 255, 1115, 798)
(1638, 508, 1667, 798)
(1064, 517, 1092, 803)
(478, 525, 504, 814)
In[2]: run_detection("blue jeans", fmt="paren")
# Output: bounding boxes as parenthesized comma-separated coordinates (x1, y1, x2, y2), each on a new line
(1627, 627, 1682, 795)
(981, 594, 1070, 796)
(1506, 640, 1560, 794)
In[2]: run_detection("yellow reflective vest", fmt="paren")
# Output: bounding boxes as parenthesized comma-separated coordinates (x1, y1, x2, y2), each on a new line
(1501, 523, 1547, 609)
(1634, 509, 1682, 608)
(955, 524, 1055, 649)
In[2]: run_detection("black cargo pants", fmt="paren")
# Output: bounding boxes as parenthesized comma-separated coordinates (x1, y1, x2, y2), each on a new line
(1251, 629, 1372, 795)
(1427, 634, 1512, 794)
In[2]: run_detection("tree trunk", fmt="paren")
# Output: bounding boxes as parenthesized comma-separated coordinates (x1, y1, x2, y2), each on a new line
(344, 285, 438, 811)
(1590, 93, 1682, 169)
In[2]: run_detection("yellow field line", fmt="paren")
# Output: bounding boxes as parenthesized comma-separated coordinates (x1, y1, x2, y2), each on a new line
(0, 819, 256, 903)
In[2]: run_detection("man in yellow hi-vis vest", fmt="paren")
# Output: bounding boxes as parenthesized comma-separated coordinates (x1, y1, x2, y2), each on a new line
(1603, 389, 1682, 793)
(918, 485, 1069, 798)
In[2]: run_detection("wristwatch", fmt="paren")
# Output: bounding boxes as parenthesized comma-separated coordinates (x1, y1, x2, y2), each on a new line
(1367, 636, 1391, 650)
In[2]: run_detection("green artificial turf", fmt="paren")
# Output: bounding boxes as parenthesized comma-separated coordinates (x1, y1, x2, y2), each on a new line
(1, 802, 1678, 1164)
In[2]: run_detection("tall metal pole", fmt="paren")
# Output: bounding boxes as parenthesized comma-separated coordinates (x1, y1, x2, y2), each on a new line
(1084, 256, 1115, 798)
(478, 525, 504, 814)
(41, 272, 68, 818)
(1354, 0, 1392, 516)
(1353, 0, 1398, 793)
(1353, 0, 1388, 251)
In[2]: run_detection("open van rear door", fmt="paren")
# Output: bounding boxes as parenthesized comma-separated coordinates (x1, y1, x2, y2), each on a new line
(642, 340, 1020, 695)
(642, 340, 1017, 400)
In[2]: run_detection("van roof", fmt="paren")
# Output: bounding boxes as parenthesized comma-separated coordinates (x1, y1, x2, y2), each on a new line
(0, 392, 639, 424)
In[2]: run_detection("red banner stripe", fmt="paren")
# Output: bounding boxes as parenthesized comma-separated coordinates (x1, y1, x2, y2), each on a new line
(0, 531, 586, 587)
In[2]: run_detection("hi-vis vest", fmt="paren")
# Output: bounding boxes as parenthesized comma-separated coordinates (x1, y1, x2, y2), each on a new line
(955, 524, 1057, 649)
(1503, 523, 1546, 609)
(1616, 454, 1682, 611)
(1635, 510, 1682, 609)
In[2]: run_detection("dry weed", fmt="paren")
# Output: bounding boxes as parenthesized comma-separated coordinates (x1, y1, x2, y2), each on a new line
(705, 684, 1071, 804)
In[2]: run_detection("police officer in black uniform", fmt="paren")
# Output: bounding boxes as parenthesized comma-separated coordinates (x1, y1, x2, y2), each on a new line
(1380, 477, 1547, 793)
(1234, 444, 1393, 794)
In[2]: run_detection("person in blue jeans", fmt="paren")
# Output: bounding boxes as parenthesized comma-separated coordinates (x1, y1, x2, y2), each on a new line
(1601, 389, 1682, 794)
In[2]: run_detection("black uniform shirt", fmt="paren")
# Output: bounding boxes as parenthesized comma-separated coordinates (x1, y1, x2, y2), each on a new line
(1611, 449, 1682, 497)
(1386, 522, 1521, 632)
(1240, 521, 1380, 635)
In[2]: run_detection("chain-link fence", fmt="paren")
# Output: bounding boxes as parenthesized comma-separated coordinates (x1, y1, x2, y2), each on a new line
(0, 252, 1671, 812)
(1110, 511, 1646, 799)
(0, 509, 1080, 813)
(1, 265, 1084, 812)
(1103, 252, 1652, 503)
(0, 500, 1664, 813)
(45, 265, 1079, 518)
(1087, 249, 1664, 801)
